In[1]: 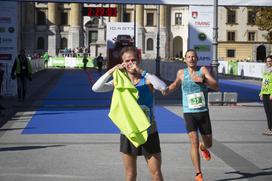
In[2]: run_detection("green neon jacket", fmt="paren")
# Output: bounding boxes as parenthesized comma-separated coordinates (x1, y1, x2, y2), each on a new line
(108, 69, 151, 148)
(43, 52, 49, 61)
(11, 56, 32, 77)
(260, 71, 272, 95)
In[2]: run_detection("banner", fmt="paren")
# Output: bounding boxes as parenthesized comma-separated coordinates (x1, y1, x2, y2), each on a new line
(106, 22, 135, 49)
(189, 5, 213, 66)
(0, 1, 18, 95)
(106, 22, 136, 69)
(19, 0, 272, 6)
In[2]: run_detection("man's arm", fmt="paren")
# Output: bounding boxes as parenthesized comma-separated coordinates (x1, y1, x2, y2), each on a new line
(145, 73, 167, 91)
(201, 66, 219, 91)
(92, 64, 125, 92)
(162, 69, 183, 96)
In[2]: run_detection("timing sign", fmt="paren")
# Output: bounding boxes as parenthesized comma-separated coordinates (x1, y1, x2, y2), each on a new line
(82, 7, 117, 17)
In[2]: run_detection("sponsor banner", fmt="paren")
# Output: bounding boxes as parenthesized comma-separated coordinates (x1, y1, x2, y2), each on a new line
(219, 61, 265, 78)
(106, 22, 135, 49)
(0, 1, 18, 95)
(65, 57, 77, 68)
(189, 5, 213, 66)
(106, 22, 136, 69)
(48, 57, 95, 68)
(20, 0, 272, 6)
(218, 60, 228, 74)
(237, 62, 265, 78)
(228, 61, 238, 76)
(0, 2, 17, 63)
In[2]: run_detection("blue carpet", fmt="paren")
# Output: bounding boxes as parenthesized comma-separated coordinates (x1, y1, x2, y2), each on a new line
(22, 70, 186, 134)
(219, 79, 261, 102)
(22, 106, 186, 134)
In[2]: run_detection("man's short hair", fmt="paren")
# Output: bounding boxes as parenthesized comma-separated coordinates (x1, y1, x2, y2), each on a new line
(120, 46, 137, 60)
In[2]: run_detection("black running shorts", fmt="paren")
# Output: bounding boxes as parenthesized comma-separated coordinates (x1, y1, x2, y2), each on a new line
(120, 132, 161, 156)
(183, 111, 212, 135)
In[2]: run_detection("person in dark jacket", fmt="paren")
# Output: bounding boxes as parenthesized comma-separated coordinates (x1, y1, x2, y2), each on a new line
(11, 49, 32, 101)
(96, 53, 104, 72)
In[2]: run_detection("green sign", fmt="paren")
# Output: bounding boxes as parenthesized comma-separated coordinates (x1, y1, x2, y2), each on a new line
(194, 45, 210, 52)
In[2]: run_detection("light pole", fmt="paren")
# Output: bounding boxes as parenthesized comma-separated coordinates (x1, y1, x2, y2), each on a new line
(156, 5, 160, 77)
(134, 4, 136, 49)
(211, 0, 219, 80)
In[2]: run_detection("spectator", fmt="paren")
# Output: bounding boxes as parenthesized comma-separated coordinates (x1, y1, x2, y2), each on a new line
(43, 52, 49, 69)
(96, 53, 104, 72)
(82, 54, 88, 71)
(259, 55, 272, 136)
(11, 49, 32, 101)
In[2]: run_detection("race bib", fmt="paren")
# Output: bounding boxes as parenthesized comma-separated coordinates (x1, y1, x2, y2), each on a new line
(187, 92, 205, 109)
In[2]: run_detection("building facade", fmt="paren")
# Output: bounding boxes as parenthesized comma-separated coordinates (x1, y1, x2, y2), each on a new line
(218, 6, 271, 61)
(21, 2, 271, 61)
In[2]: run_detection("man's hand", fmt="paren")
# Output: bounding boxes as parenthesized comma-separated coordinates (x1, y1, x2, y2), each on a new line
(161, 87, 169, 96)
(191, 73, 204, 84)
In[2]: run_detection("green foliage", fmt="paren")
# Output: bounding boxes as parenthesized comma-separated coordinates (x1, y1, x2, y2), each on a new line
(255, 8, 272, 43)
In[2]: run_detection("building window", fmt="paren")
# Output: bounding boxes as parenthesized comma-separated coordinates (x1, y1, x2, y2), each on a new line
(37, 37, 44, 49)
(247, 10, 256, 25)
(146, 13, 154, 26)
(60, 12, 68, 25)
(227, 31, 236, 41)
(89, 31, 98, 43)
(36, 10, 46, 25)
(175, 13, 182, 25)
(147, 38, 154, 51)
(227, 49, 235, 58)
(227, 9, 236, 24)
(124, 12, 131, 22)
(248, 32, 255, 41)
(60, 38, 67, 49)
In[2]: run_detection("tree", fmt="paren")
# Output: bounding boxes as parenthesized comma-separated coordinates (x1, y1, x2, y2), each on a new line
(255, 8, 272, 43)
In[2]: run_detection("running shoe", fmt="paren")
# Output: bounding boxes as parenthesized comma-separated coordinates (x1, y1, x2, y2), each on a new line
(200, 143, 211, 161)
(263, 129, 272, 136)
(195, 173, 203, 181)
(266, 130, 272, 136)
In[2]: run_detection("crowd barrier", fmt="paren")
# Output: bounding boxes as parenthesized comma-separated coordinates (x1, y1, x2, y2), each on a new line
(1, 58, 264, 96)
(140, 59, 184, 82)
(141, 60, 265, 81)
(218, 61, 265, 79)
(0, 59, 44, 96)
(48, 57, 96, 68)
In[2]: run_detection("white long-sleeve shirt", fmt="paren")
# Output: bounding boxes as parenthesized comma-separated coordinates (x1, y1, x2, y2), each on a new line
(92, 72, 167, 92)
